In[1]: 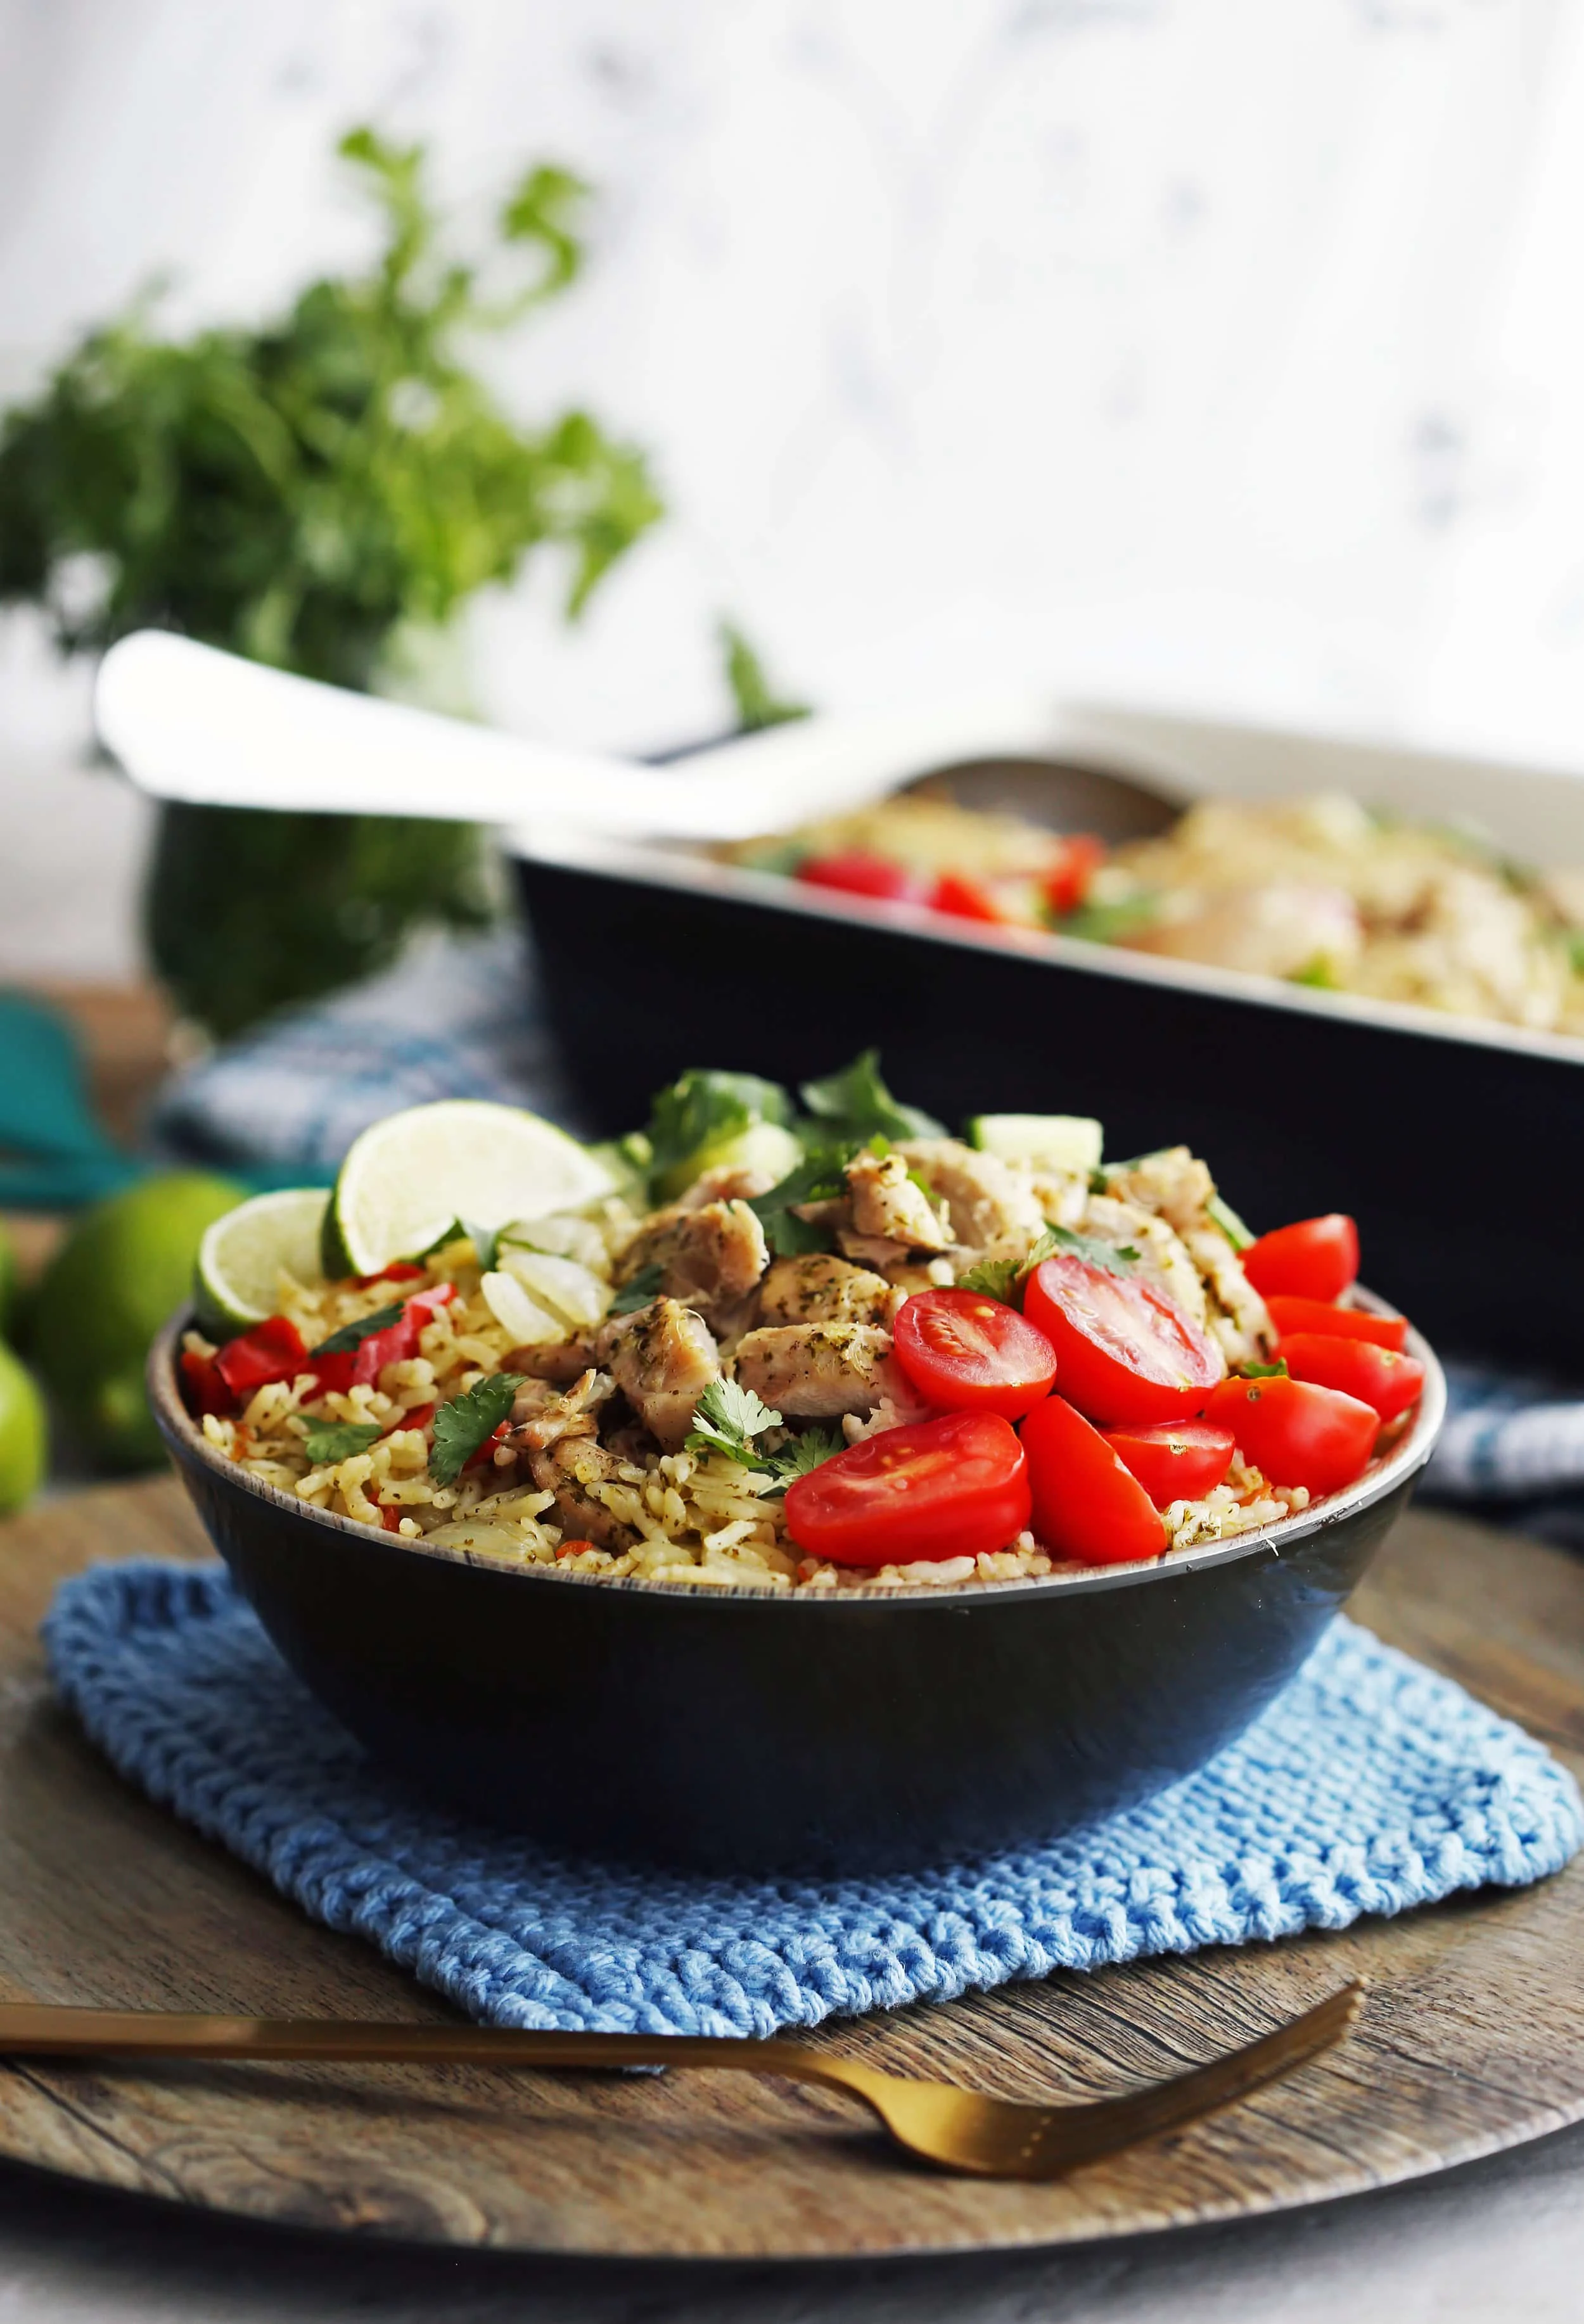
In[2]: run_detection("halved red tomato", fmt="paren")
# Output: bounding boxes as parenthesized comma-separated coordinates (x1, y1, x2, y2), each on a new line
(796, 851, 924, 903)
(1020, 1395, 1166, 1566)
(1278, 1334, 1424, 1424)
(930, 873, 1008, 924)
(782, 1411, 1030, 1566)
(1242, 1215, 1359, 1303)
(1041, 834, 1106, 917)
(1204, 1373, 1379, 1496)
(1101, 1418, 1236, 1506)
(892, 1288, 1057, 1419)
(1021, 1254, 1224, 1425)
(1265, 1293, 1407, 1352)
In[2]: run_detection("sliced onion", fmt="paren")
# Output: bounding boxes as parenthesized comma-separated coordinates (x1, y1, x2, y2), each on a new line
(500, 1214, 610, 1273)
(480, 1269, 565, 1345)
(497, 1248, 611, 1329)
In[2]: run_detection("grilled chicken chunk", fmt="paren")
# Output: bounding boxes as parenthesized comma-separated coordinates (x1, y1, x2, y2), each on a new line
(1080, 1193, 1210, 1326)
(1102, 1147, 1217, 1238)
(826, 1150, 950, 1271)
(615, 1198, 769, 1330)
(896, 1138, 1047, 1260)
(734, 1321, 893, 1418)
(757, 1253, 902, 1330)
(508, 1368, 611, 1450)
(528, 1435, 639, 1553)
(596, 1297, 720, 1452)
(1100, 1146, 1272, 1364)
(509, 1335, 601, 1384)
(1185, 1227, 1273, 1368)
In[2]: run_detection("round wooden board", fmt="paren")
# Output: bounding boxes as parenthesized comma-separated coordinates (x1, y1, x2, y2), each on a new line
(0, 1478, 1578, 2261)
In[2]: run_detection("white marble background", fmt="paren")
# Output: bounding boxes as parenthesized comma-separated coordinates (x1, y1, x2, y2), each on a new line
(4, 0, 1584, 974)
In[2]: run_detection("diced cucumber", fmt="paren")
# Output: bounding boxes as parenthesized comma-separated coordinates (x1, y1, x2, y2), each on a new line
(967, 1114, 1103, 1177)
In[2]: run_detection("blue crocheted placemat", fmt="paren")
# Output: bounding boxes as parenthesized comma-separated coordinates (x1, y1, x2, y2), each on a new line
(44, 1561, 1583, 2036)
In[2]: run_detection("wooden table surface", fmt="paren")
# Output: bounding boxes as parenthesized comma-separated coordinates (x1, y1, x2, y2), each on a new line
(0, 1485, 1576, 2314)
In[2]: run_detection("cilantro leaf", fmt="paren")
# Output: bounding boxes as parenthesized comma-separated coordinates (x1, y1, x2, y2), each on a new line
(609, 1262, 665, 1314)
(684, 1380, 842, 1495)
(798, 1051, 944, 1143)
(461, 1218, 501, 1273)
(643, 1069, 795, 1188)
(955, 1257, 1021, 1301)
(302, 1419, 384, 1464)
(429, 1373, 525, 1485)
(310, 1302, 406, 1357)
(748, 1145, 857, 1259)
(1206, 1193, 1255, 1251)
(767, 1425, 843, 1489)
(1046, 1226, 1138, 1276)
(684, 1376, 784, 1464)
(1237, 1358, 1289, 1380)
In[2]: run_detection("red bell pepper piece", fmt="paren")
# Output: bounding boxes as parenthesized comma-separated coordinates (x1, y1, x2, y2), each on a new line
(1042, 835, 1106, 917)
(180, 1348, 233, 1417)
(355, 1262, 427, 1288)
(215, 1316, 312, 1399)
(930, 873, 1007, 924)
(464, 1420, 512, 1473)
(796, 851, 925, 903)
(343, 1284, 457, 1389)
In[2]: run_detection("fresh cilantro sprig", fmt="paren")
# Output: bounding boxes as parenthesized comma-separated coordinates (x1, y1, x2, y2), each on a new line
(610, 1262, 665, 1314)
(798, 1051, 944, 1145)
(1237, 1358, 1289, 1380)
(429, 1373, 525, 1485)
(310, 1302, 406, 1357)
(642, 1069, 795, 1194)
(956, 1224, 1139, 1307)
(748, 1145, 859, 1258)
(302, 1419, 384, 1464)
(684, 1378, 841, 1495)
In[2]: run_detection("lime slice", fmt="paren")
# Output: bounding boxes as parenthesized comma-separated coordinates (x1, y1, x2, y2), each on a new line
(324, 1102, 615, 1279)
(195, 1188, 329, 1335)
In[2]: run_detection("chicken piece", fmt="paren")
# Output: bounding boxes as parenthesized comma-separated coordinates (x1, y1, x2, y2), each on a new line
(1078, 1194, 1209, 1326)
(758, 1253, 902, 1329)
(1102, 1147, 1217, 1239)
(1127, 882, 1363, 982)
(595, 1297, 720, 1452)
(675, 1162, 782, 1208)
(734, 1322, 893, 1419)
(841, 1355, 940, 1442)
(528, 1435, 640, 1554)
(826, 1150, 950, 1272)
(509, 1334, 600, 1384)
(1185, 1227, 1274, 1369)
(896, 1138, 1047, 1262)
(615, 1199, 769, 1330)
(508, 1368, 612, 1451)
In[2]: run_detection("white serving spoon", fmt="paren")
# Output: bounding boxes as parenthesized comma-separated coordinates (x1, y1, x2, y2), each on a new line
(94, 631, 1064, 843)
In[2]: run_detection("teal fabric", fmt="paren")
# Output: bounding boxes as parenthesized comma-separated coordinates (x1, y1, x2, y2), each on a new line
(0, 993, 141, 1208)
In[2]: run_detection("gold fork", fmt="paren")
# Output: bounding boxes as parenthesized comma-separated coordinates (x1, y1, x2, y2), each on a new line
(0, 1986, 1363, 2180)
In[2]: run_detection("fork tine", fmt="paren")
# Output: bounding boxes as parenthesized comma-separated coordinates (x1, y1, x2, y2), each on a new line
(1006, 1981, 1365, 2178)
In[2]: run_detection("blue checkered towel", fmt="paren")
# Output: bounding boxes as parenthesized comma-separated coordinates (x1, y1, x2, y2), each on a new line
(42, 1561, 1581, 2035)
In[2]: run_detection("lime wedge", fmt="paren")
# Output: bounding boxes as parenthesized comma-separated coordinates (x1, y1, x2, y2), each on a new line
(323, 1102, 615, 1279)
(195, 1188, 330, 1335)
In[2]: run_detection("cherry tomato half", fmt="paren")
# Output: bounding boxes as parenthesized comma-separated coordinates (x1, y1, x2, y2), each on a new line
(1020, 1395, 1166, 1566)
(782, 1411, 1030, 1566)
(1265, 1293, 1407, 1352)
(1101, 1418, 1236, 1506)
(1204, 1373, 1379, 1497)
(1041, 834, 1106, 917)
(1278, 1334, 1424, 1424)
(1242, 1214, 1360, 1303)
(1021, 1254, 1224, 1426)
(930, 873, 1008, 924)
(796, 851, 924, 903)
(892, 1288, 1057, 1419)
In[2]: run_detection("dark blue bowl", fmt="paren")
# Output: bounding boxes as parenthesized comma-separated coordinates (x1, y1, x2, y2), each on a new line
(150, 1313, 1443, 1874)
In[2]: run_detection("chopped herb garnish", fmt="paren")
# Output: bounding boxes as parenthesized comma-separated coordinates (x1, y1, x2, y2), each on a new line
(1206, 1192, 1255, 1251)
(798, 1050, 944, 1143)
(1290, 956, 1337, 990)
(610, 1262, 665, 1314)
(1237, 1358, 1289, 1380)
(684, 1379, 842, 1495)
(302, 1419, 384, 1464)
(1052, 894, 1161, 944)
(310, 1302, 406, 1357)
(748, 1145, 858, 1258)
(956, 1257, 1021, 1301)
(1046, 1226, 1138, 1276)
(643, 1068, 795, 1193)
(461, 1218, 501, 1272)
(429, 1373, 525, 1485)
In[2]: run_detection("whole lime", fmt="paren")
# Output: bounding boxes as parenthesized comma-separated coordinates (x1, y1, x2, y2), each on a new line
(0, 1221, 16, 1339)
(0, 1342, 46, 1513)
(32, 1172, 246, 1471)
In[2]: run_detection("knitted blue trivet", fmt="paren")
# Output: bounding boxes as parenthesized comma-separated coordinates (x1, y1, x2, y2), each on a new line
(44, 1561, 1583, 2037)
